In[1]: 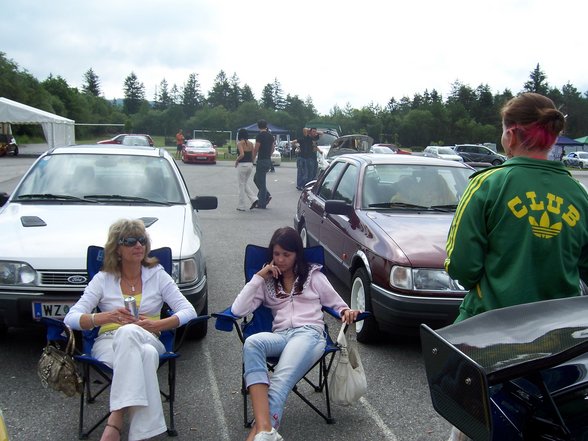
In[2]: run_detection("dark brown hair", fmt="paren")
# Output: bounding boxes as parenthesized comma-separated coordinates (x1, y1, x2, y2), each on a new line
(500, 92, 565, 151)
(268, 227, 309, 293)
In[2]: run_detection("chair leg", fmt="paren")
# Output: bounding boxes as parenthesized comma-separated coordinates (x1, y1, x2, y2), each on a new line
(242, 372, 252, 428)
(167, 359, 178, 436)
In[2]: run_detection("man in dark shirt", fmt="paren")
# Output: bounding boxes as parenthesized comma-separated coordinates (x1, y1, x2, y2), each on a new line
(292, 127, 321, 189)
(253, 119, 275, 209)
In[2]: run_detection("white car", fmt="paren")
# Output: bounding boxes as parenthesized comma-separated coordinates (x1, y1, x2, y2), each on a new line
(0, 144, 217, 337)
(566, 151, 588, 168)
(250, 139, 281, 166)
(423, 146, 464, 162)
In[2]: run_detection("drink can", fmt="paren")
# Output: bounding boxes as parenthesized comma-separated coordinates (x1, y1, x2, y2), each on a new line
(124, 296, 139, 319)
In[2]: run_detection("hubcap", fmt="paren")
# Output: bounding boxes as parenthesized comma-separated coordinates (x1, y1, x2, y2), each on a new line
(351, 276, 366, 333)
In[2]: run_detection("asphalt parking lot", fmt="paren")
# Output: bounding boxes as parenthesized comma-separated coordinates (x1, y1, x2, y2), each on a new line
(2, 146, 588, 441)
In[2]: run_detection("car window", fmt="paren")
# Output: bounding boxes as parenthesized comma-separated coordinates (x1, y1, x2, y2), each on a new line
(15, 154, 185, 203)
(361, 164, 473, 208)
(318, 161, 346, 200)
(332, 164, 358, 203)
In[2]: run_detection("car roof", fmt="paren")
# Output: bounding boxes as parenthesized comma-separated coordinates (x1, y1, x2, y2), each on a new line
(47, 144, 168, 158)
(334, 153, 471, 168)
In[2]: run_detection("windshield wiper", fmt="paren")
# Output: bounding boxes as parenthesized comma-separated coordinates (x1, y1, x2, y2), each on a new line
(429, 204, 459, 211)
(16, 193, 96, 203)
(368, 202, 429, 209)
(84, 195, 171, 205)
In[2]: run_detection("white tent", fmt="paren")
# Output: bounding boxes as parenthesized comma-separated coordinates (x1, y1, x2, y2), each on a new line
(0, 97, 75, 148)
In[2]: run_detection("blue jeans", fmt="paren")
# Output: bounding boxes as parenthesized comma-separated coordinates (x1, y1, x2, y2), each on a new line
(302, 157, 317, 185)
(296, 157, 305, 188)
(254, 158, 272, 208)
(243, 325, 326, 428)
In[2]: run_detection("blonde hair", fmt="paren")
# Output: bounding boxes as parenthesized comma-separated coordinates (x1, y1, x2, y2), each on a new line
(102, 219, 158, 276)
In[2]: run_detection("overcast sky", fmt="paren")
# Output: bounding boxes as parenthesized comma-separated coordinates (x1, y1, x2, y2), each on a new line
(4, 0, 587, 115)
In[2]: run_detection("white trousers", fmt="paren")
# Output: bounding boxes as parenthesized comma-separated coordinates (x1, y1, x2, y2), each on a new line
(237, 162, 257, 210)
(92, 324, 167, 441)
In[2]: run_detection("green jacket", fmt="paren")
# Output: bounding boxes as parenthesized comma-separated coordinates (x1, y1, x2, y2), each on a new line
(446, 157, 588, 322)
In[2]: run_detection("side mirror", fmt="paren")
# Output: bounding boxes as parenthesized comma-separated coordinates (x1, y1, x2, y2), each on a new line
(191, 196, 218, 211)
(325, 200, 353, 216)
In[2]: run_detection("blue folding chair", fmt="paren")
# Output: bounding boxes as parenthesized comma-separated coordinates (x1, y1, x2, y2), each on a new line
(213, 244, 370, 427)
(43, 246, 208, 439)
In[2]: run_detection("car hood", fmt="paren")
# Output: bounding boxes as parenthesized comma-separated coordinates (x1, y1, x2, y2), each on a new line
(367, 210, 452, 267)
(0, 203, 191, 269)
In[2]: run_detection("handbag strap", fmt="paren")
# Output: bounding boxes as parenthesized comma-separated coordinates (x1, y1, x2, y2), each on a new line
(337, 324, 348, 347)
(64, 324, 76, 355)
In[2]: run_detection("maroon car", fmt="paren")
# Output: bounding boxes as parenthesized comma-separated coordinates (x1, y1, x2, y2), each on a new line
(294, 153, 474, 342)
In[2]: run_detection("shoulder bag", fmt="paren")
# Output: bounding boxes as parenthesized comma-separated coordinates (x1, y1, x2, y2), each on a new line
(37, 324, 83, 397)
(328, 324, 368, 405)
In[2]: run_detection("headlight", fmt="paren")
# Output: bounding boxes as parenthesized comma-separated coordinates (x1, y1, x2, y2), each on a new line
(172, 257, 199, 284)
(390, 266, 464, 292)
(0, 261, 37, 285)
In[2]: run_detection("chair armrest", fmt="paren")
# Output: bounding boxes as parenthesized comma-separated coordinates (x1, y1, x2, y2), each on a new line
(211, 307, 241, 332)
(322, 306, 371, 323)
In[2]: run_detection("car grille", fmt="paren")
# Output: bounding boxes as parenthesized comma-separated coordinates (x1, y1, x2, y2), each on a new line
(40, 271, 89, 287)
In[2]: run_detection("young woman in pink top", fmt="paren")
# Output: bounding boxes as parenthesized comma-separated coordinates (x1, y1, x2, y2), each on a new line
(231, 226, 361, 441)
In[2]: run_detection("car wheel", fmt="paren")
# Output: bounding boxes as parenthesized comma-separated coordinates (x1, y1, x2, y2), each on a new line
(12, 146, 18, 156)
(299, 224, 308, 247)
(581, 162, 585, 169)
(492, 159, 501, 166)
(351, 267, 380, 343)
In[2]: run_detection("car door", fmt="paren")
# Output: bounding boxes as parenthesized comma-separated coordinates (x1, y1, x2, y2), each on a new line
(303, 161, 347, 247)
(320, 162, 359, 282)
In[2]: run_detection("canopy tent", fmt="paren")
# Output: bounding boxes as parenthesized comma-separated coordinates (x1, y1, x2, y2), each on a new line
(238, 122, 290, 136)
(575, 136, 588, 144)
(0, 97, 75, 148)
(549, 136, 586, 160)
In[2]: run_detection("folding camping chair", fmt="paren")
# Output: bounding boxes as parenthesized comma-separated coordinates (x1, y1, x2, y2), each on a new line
(213, 244, 369, 427)
(43, 246, 208, 439)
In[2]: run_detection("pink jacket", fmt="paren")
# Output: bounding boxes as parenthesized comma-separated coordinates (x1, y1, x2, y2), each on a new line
(231, 264, 349, 332)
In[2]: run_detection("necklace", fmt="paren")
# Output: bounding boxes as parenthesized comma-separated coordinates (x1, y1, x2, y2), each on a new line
(122, 274, 141, 292)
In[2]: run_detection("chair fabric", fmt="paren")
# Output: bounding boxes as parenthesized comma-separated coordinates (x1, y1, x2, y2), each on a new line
(43, 246, 206, 439)
(213, 244, 369, 427)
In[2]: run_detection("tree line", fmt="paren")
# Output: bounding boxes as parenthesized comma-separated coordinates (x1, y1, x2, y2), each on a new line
(1, 51, 587, 150)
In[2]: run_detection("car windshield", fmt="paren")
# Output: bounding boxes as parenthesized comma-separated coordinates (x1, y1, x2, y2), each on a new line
(14, 153, 186, 204)
(437, 147, 456, 155)
(362, 164, 473, 209)
(187, 140, 212, 149)
(122, 136, 150, 146)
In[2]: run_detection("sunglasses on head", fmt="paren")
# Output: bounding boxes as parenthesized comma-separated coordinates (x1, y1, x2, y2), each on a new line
(118, 236, 147, 247)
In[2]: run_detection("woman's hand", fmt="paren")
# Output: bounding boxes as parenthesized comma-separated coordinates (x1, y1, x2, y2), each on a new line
(341, 309, 360, 325)
(107, 307, 136, 325)
(135, 316, 163, 334)
(256, 260, 281, 280)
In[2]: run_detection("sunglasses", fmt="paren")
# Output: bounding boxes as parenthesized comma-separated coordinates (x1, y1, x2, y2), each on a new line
(118, 236, 147, 247)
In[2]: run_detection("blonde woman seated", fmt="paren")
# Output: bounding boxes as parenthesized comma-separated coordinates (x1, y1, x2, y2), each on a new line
(65, 219, 197, 441)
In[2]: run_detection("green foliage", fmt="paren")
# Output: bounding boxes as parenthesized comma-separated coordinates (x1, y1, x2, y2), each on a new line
(2, 53, 588, 149)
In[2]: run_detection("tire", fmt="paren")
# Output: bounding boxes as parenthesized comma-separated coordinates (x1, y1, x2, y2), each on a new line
(492, 159, 501, 166)
(351, 267, 380, 343)
(299, 224, 308, 247)
(12, 146, 18, 156)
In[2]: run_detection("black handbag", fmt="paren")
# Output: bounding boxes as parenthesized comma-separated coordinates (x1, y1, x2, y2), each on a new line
(37, 324, 83, 397)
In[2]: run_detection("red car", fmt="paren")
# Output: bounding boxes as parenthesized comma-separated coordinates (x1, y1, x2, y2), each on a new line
(294, 153, 474, 342)
(182, 139, 217, 164)
(97, 134, 154, 147)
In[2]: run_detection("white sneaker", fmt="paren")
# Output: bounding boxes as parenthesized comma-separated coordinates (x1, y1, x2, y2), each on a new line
(253, 428, 283, 441)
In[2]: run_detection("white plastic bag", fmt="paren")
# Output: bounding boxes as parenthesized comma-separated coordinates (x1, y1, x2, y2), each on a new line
(328, 325, 367, 405)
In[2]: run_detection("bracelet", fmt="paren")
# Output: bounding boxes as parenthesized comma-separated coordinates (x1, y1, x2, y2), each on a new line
(90, 313, 96, 328)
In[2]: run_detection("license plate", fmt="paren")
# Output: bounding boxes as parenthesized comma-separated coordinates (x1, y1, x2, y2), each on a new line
(33, 302, 76, 320)
(196, 157, 207, 160)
